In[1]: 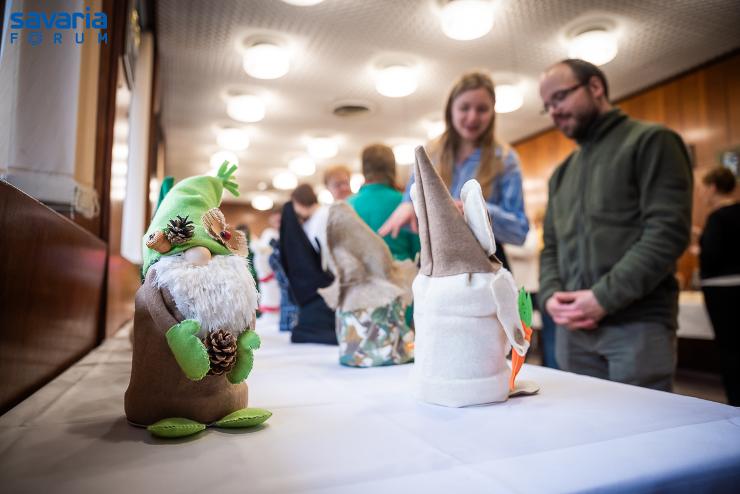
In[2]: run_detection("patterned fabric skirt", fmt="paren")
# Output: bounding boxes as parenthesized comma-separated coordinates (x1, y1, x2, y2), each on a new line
(336, 297, 414, 367)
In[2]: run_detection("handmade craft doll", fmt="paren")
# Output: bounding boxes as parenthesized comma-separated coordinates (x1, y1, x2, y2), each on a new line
(318, 202, 417, 367)
(124, 163, 270, 437)
(409, 146, 536, 407)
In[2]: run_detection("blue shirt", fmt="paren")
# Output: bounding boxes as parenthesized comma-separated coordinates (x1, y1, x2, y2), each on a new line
(403, 147, 529, 245)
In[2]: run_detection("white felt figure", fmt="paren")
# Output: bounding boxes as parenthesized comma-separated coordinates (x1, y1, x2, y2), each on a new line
(410, 146, 533, 407)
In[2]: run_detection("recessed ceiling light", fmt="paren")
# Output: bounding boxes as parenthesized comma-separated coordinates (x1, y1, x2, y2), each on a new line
(281, 0, 324, 6)
(494, 84, 524, 113)
(568, 28, 618, 66)
(226, 94, 265, 123)
(425, 120, 445, 139)
(112, 143, 128, 161)
(216, 127, 250, 151)
(307, 137, 338, 159)
(273, 171, 298, 190)
(393, 143, 421, 165)
(350, 173, 365, 193)
(251, 194, 274, 211)
(210, 150, 239, 169)
(441, 0, 494, 41)
(243, 42, 290, 80)
(289, 156, 317, 176)
(375, 65, 418, 98)
(318, 188, 334, 205)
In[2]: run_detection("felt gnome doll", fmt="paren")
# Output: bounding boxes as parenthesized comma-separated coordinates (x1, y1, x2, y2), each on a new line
(125, 162, 271, 437)
(409, 146, 536, 407)
(318, 202, 417, 367)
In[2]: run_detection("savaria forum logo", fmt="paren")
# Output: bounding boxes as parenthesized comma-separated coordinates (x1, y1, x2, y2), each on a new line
(8, 6, 108, 46)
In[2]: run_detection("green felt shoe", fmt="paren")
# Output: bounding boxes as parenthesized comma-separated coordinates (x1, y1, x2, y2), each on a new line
(214, 408, 272, 429)
(147, 417, 206, 438)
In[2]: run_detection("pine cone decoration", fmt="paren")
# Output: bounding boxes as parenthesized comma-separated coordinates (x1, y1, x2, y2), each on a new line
(203, 329, 238, 375)
(166, 215, 195, 245)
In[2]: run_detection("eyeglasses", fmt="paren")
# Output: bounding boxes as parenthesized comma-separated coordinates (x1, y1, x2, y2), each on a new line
(540, 83, 585, 114)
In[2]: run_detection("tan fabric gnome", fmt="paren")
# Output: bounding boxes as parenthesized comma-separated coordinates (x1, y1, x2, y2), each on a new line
(318, 202, 417, 367)
(409, 146, 537, 407)
(125, 163, 271, 438)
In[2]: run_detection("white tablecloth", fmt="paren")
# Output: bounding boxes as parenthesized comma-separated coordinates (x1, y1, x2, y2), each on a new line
(1, 315, 739, 494)
(677, 290, 715, 340)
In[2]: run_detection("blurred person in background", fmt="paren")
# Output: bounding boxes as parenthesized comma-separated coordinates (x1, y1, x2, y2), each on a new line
(699, 166, 740, 405)
(278, 184, 336, 344)
(324, 165, 352, 201)
(348, 143, 420, 262)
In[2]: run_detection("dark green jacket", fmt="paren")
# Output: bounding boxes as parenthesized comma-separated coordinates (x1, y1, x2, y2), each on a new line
(347, 183, 421, 262)
(539, 109, 692, 329)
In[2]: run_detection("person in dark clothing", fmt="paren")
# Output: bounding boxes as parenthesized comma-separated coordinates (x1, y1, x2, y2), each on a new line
(538, 59, 693, 390)
(279, 187, 337, 345)
(699, 166, 740, 405)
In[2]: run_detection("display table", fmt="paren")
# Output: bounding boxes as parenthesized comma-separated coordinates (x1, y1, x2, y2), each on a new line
(1, 316, 739, 494)
(677, 290, 714, 340)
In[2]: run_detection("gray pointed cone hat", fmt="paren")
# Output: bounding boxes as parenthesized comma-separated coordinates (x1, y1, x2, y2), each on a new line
(413, 146, 494, 277)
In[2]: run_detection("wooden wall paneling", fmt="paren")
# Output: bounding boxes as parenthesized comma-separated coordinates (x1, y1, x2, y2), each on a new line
(0, 182, 107, 415)
(724, 56, 740, 144)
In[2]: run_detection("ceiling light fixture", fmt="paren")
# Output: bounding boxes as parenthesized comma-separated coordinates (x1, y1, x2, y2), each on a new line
(318, 188, 334, 205)
(350, 173, 365, 193)
(568, 28, 618, 66)
(393, 143, 421, 165)
(375, 65, 418, 98)
(273, 171, 298, 190)
(210, 150, 239, 169)
(281, 0, 324, 6)
(307, 137, 338, 159)
(289, 156, 317, 176)
(216, 127, 250, 151)
(441, 0, 494, 41)
(494, 84, 524, 113)
(425, 120, 445, 139)
(251, 194, 274, 211)
(242, 42, 290, 80)
(226, 94, 265, 123)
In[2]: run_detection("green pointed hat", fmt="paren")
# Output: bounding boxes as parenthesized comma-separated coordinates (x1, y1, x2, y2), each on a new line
(142, 162, 240, 277)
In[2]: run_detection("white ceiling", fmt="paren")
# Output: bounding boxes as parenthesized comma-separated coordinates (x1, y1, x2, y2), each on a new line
(155, 0, 740, 204)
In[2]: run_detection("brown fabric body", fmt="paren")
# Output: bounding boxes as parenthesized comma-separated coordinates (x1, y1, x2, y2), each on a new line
(319, 202, 417, 311)
(124, 268, 247, 425)
(413, 146, 494, 277)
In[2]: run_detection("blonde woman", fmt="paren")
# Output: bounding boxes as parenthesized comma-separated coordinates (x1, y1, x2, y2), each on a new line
(379, 71, 529, 267)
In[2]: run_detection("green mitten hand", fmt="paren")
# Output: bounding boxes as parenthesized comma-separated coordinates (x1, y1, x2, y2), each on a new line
(227, 330, 260, 384)
(166, 319, 210, 381)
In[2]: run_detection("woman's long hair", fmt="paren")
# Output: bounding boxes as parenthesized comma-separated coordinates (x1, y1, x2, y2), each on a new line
(428, 71, 507, 197)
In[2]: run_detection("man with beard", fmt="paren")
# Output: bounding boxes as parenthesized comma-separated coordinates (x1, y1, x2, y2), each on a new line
(125, 163, 270, 437)
(538, 59, 692, 390)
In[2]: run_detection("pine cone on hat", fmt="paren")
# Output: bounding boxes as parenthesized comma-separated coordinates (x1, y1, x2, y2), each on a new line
(202, 207, 248, 256)
(202, 329, 238, 375)
(166, 215, 195, 245)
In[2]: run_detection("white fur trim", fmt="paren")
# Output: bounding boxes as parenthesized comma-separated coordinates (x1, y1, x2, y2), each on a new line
(152, 254, 258, 337)
(411, 272, 512, 407)
(461, 180, 496, 257)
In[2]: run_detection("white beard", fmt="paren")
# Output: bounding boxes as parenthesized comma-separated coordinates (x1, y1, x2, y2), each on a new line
(152, 254, 259, 337)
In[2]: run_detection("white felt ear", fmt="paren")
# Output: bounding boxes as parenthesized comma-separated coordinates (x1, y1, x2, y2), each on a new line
(491, 269, 529, 356)
(409, 183, 419, 217)
(461, 180, 496, 257)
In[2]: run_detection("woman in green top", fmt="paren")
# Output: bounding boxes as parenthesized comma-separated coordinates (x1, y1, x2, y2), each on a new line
(347, 144, 421, 262)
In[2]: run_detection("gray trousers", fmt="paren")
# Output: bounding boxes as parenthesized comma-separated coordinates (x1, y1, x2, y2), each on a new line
(555, 321, 676, 391)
